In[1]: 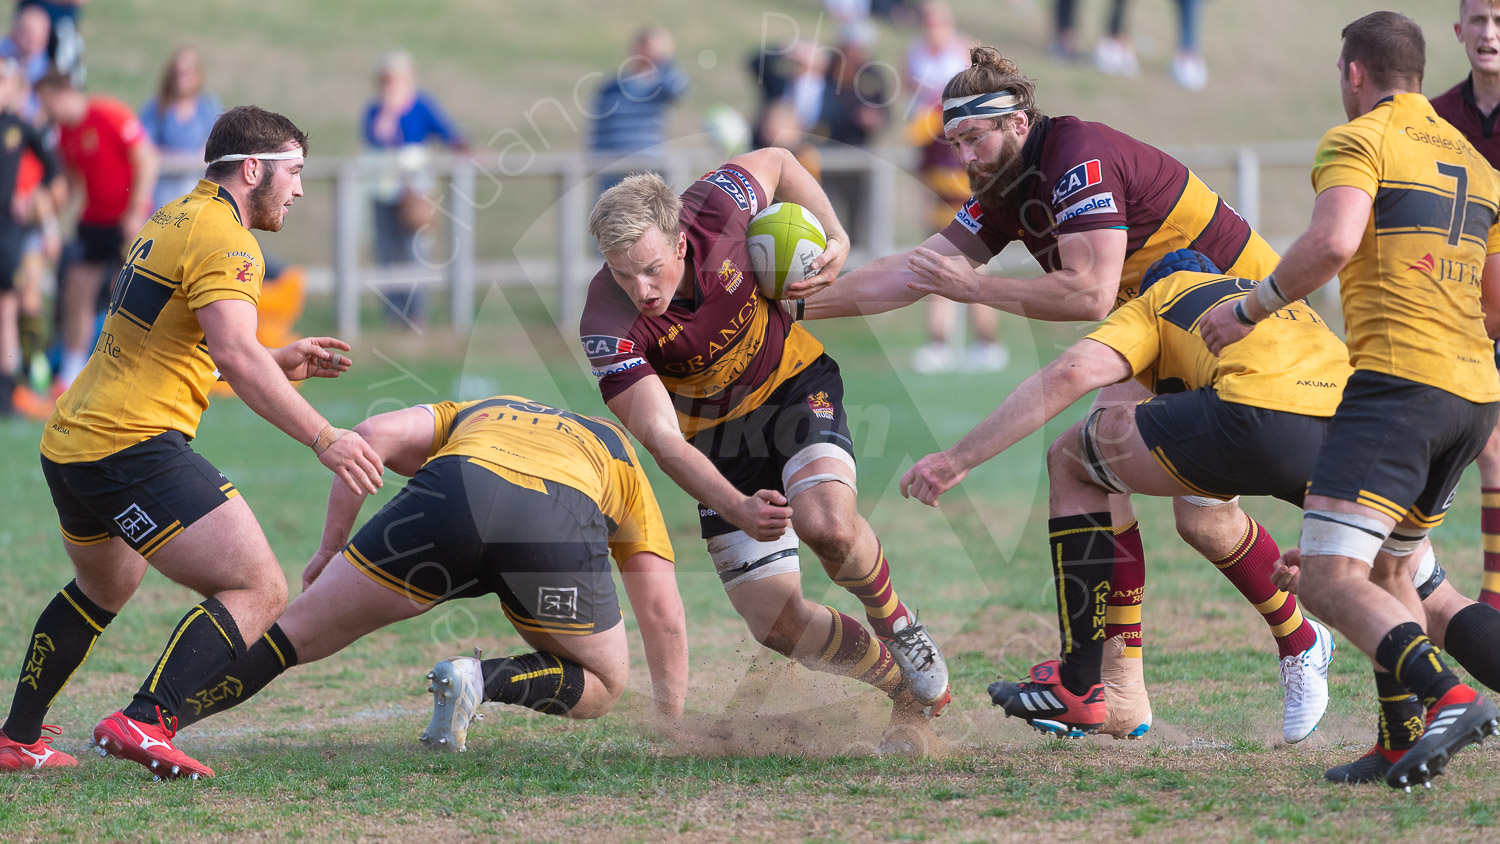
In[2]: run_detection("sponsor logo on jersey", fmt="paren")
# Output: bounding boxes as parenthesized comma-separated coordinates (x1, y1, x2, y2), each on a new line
(718, 259, 744, 294)
(590, 357, 647, 379)
(1051, 159, 1103, 204)
(700, 168, 759, 212)
(537, 586, 579, 620)
(582, 334, 635, 361)
(1056, 192, 1116, 224)
(113, 503, 158, 544)
(235, 260, 256, 283)
(956, 197, 984, 234)
(807, 391, 834, 420)
(1407, 253, 1436, 274)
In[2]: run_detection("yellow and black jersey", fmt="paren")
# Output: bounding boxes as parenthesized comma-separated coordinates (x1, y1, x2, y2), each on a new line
(42, 180, 264, 464)
(1086, 271, 1352, 416)
(1312, 93, 1500, 403)
(425, 396, 673, 566)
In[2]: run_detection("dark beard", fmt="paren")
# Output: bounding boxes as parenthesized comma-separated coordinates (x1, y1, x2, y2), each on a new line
(246, 169, 282, 231)
(966, 144, 1028, 213)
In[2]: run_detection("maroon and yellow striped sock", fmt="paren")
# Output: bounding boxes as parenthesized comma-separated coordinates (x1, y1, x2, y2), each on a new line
(1482, 487, 1500, 608)
(1212, 518, 1315, 658)
(833, 542, 911, 639)
(1106, 521, 1145, 657)
(810, 607, 903, 695)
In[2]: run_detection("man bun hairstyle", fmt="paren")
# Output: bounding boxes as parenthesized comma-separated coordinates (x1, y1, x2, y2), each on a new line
(204, 105, 310, 181)
(1340, 11, 1424, 92)
(940, 46, 1042, 125)
(588, 172, 682, 253)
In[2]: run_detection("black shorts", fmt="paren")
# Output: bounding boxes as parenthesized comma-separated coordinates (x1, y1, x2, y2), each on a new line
(0, 224, 23, 291)
(687, 354, 855, 538)
(342, 456, 623, 636)
(1307, 370, 1499, 527)
(41, 431, 238, 557)
(1135, 388, 1329, 506)
(75, 222, 125, 265)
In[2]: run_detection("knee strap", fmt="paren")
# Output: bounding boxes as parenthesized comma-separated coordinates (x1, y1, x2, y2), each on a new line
(1079, 407, 1133, 495)
(782, 442, 857, 501)
(708, 528, 801, 591)
(1382, 527, 1430, 558)
(1413, 545, 1446, 600)
(1300, 509, 1390, 566)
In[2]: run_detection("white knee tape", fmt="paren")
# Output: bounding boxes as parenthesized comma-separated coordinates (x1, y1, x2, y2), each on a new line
(707, 528, 801, 592)
(1300, 509, 1390, 566)
(1413, 546, 1446, 599)
(782, 442, 856, 501)
(1381, 528, 1430, 558)
(1181, 494, 1240, 508)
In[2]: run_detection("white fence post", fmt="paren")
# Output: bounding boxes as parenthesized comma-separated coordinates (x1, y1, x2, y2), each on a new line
(333, 160, 361, 341)
(557, 157, 588, 329)
(1236, 145, 1262, 232)
(448, 160, 477, 334)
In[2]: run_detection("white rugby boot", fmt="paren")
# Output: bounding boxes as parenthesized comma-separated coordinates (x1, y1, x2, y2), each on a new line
(880, 609, 949, 705)
(1281, 619, 1334, 743)
(421, 650, 485, 752)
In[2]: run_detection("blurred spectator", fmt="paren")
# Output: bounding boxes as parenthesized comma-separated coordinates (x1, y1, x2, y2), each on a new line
(140, 46, 222, 210)
(906, 2, 1006, 374)
(812, 22, 889, 239)
(361, 49, 464, 325)
(35, 68, 156, 389)
(747, 41, 798, 148)
(758, 100, 821, 181)
(1054, 0, 1137, 77)
(1171, 0, 1207, 91)
(0, 5, 49, 120)
(588, 25, 690, 170)
(0, 58, 58, 418)
(17, 0, 83, 82)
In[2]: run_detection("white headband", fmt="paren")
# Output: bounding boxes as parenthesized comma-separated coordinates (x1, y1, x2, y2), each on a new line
(941, 90, 1024, 134)
(209, 150, 305, 165)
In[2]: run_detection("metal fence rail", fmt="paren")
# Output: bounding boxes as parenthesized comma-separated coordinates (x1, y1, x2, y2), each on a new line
(198, 140, 1316, 338)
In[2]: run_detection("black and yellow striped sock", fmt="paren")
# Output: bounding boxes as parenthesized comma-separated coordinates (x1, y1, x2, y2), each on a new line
(172, 623, 299, 730)
(1048, 512, 1114, 695)
(1373, 669, 1423, 753)
(124, 597, 247, 724)
(480, 652, 586, 715)
(2, 580, 117, 744)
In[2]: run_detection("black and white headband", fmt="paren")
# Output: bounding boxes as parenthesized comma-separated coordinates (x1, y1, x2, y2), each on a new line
(941, 90, 1023, 134)
(208, 150, 305, 165)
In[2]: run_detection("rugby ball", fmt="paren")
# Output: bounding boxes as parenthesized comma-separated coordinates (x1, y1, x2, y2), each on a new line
(746, 202, 827, 299)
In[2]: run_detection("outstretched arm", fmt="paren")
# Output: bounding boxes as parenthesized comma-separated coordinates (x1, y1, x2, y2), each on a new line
(303, 405, 436, 589)
(801, 232, 975, 320)
(606, 376, 791, 541)
(198, 299, 384, 496)
(618, 551, 688, 720)
(900, 339, 1133, 504)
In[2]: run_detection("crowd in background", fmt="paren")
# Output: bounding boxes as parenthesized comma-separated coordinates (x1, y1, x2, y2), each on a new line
(0, 0, 1225, 420)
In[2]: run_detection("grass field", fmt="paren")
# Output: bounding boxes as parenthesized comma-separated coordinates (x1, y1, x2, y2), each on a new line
(4, 1, 1500, 841)
(2, 293, 1499, 842)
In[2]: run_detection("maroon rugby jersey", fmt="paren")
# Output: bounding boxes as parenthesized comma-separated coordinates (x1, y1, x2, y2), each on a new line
(1431, 76, 1500, 168)
(940, 115, 1280, 310)
(580, 164, 826, 437)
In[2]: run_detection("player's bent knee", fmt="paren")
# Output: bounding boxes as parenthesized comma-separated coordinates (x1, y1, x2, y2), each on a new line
(1053, 409, 1134, 495)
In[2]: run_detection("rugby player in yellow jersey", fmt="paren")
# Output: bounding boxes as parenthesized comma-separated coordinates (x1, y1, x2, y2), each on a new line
(163, 395, 688, 750)
(804, 46, 1330, 744)
(904, 250, 1500, 741)
(1201, 12, 1500, 789)
(0, 106, 384, 778)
